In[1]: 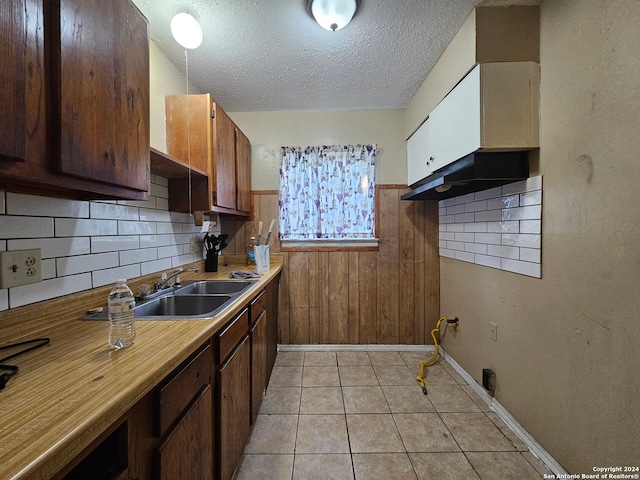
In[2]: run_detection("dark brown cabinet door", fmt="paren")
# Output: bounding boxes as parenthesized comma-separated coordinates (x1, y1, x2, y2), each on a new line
(156, 385, 213, 480)
(0, 1, 29, 163)
(217, 335, 250, 480)
(250, 310, 267, 424)
(211, 102, 237, 210)
(235, 127, 251, 213)
(57, 0, 149, 191)
(0, 0, 149, 200)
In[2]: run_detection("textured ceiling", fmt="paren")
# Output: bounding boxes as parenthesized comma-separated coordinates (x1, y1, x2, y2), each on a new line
(132, 0, 534, 112)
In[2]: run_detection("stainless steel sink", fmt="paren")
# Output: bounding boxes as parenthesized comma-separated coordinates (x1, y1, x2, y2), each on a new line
(174, 280, 254, 295)
(134, 294, 231, 318)
(83, 279, 257, 321)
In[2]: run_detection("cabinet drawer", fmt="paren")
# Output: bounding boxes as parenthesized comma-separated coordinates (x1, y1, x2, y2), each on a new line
(250, 290, 266, 325)
(217, 308, 249, 363)
(155, 343, 212, 437)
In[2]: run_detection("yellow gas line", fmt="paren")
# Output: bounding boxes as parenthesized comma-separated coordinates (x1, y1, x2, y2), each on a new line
(416, 316, 457, 395)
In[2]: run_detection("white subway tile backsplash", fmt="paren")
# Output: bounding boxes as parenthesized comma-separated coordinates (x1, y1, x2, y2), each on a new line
(438, 176, 542, 278)
(501, 258, 541, 278)
(0, 216, 55, 239)
(454, 192, 476, 205)
(141, 258, 174, 276)
(7, 193, 89, 218)
(474, 209, 502, 222)
(91, 235, 140, 254)
(487, 245, 520, 260)
(10, 274, 92, 308)
(158, 245, 183, 259)
(474, 186, 502, 201)
(90, 202, 139, 220)
(119, 248, 158, 266)
(454, 232, 475, 243)
(150, 182, 169, 199)
(475, 233, 501, 245)
(502, 233, 541, 249)
(41, 259, 56, 280)
(520, 248, 541, 263)
(520, 190, 542, 206)
(465, 243, 487, 255)
(446, 204, 465, 215)
(140, 234, 173, 248)
(92, 264, 142, 288)
(520, 220, 542, 234)
(57, 252, 119, 276)
(0, 291, 7, 311)
(0, 176, 203, 310)
(139, 208, 172, 222)
(464, 200, 488, 213)
(463, 222, 487, 233)
(8, 237, 91, 258)
(55, 218, 117, 237)
(440, 249, 455, 258)
(454, 213, 475, 223)
(474, 254, 502, 269)
(501, 205, 542, 221)
(454, 250, 475, 262)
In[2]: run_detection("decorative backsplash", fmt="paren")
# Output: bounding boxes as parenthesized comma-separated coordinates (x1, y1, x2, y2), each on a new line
(0, 175, 215, 311)
(438, 176, 542, 278)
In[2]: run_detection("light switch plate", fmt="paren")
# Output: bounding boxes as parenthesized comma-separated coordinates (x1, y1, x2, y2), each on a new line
(0, 249, 42, 289)
(489, 322, 498, 342)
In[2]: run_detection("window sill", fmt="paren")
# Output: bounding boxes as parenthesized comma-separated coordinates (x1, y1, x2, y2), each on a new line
(281, 238, 379, 252)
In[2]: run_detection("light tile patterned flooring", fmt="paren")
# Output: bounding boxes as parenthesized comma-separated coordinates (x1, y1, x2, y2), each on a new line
(235, 350, 552, 480)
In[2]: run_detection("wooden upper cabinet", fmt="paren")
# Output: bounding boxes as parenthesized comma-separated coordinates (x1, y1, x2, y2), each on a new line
(0, 0, 150, 200)
(211, 102, 238, 211)
(165, 94, 251, 216)
(56, 0, 149, 192)
(235, 127, 251, 213)
(0, 1, 28, 163)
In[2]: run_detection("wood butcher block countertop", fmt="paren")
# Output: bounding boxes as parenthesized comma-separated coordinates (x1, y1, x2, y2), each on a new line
(0, 256, 283, 480)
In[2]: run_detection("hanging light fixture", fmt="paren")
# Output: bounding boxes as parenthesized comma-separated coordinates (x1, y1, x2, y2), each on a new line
(170, 8, 203, 49)
(305, 0, 362, 32)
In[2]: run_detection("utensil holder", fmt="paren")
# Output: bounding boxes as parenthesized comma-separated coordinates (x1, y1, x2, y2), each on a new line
(205, 252, 218, 272)
(254, 245, 270, 272)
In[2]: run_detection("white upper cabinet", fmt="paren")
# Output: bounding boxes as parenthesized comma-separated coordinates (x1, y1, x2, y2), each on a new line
(407, 61, 539, 187)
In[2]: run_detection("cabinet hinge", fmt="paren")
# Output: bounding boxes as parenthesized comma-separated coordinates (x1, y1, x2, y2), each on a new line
(211, 109, 215, 119)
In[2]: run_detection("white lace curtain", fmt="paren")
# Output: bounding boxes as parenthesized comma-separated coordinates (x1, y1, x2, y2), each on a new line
(279, 145, 377, 239)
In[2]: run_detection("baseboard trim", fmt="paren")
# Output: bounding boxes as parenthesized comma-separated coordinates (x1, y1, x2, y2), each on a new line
(278, 344, 434, 352)
(441, 348, 568, 477)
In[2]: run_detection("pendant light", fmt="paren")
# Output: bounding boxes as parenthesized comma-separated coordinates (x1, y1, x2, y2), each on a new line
(170, 9, 203, 49)
(305, 0, 362, 32)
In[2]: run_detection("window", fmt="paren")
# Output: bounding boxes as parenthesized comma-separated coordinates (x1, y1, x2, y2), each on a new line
(279, 145, 377, 247)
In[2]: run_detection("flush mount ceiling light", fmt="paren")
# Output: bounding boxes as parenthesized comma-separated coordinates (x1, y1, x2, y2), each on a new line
(305, 0, 362, 31)
(170, 8, 203, 49)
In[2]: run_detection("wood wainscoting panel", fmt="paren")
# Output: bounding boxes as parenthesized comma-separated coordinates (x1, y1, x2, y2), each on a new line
(224, 187, 439, 346)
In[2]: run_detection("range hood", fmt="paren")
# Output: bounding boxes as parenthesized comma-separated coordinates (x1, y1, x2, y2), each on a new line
(401, 151, 530, 201)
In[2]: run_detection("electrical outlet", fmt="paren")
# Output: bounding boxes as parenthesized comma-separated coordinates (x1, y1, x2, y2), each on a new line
(190, 237, 201, 255)
(489, 322, 498, 342)
(0, 249, 42, 288)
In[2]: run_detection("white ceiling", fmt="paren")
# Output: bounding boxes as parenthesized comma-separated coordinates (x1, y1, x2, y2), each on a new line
(132, 0, 534, 112)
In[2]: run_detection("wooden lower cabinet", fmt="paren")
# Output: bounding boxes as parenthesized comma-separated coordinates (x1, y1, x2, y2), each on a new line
(250, 310, 267, 425)
(217, 335, 251, 480)
(156, 385, 213, 480)
(59, 276, 281, 480)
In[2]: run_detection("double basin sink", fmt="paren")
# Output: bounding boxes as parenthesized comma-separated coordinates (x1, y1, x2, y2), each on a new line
(84, 280, 256, 320)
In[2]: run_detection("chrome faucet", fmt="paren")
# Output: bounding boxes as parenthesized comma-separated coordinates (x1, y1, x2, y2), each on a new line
(154, 268, 199, 291)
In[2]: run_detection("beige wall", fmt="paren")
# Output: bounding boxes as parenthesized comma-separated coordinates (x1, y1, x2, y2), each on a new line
(149, 41, 199, 152)
(228, 110, 407, 189)
(439, 0, 640, 472)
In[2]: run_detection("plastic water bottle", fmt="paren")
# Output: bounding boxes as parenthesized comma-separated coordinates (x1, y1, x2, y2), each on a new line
(108, 279, 136, 349)
(246, 236, 256, 266)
